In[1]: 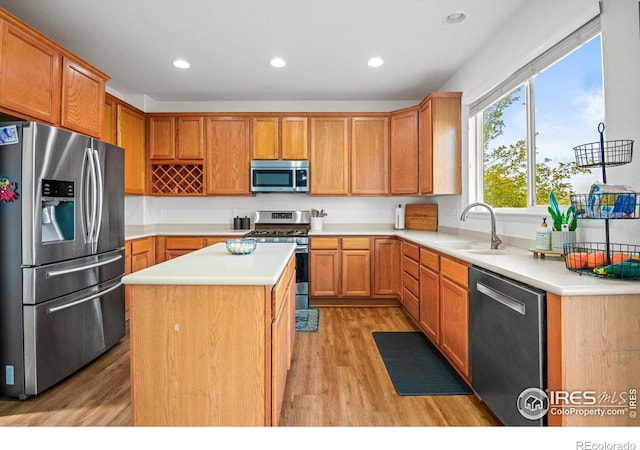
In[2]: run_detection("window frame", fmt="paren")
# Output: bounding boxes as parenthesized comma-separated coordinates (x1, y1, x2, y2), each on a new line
(469, 16, 602, 211)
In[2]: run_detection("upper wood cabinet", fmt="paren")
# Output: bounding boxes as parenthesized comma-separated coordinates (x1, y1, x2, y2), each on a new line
(117, 103, 146, 195)
(0, 11, 108, 138)
(390, 107, 419, 195)
(205, 117, 251, 195)
(0, 19, 61, 124)
(351, 116, 389, 195)
(252, 116, 308, 160)
(419, 92, 462, 195)
(103, 95, 117, 144)
(310, 117, 349, 195)
(148, 115, 204, 160)
(61, 56, 105, 138)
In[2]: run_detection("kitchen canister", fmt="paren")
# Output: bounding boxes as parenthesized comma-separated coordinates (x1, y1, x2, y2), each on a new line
(310, 217, 323, 231)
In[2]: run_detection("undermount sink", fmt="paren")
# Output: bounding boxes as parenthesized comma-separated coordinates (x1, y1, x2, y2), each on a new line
(463, 248, 513, 255)
(431, 240, 484, 250)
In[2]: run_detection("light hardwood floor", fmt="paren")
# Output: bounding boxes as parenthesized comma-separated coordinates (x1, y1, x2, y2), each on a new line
(0, 307, 498, 426)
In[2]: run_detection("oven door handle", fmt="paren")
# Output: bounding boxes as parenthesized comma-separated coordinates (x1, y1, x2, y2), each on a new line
(477, 282, 526, 315)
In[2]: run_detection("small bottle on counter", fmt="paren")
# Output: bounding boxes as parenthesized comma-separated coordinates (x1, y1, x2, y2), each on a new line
(241, 216, 251, 230)
(535, 217, 552, 250)
(233, 216, 241, 230)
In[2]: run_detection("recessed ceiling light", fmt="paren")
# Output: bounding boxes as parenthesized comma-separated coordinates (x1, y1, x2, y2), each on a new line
(443, 11, 466, 25)
(270, 57, 286, 68)
(173, 59, 190, 69)
(367, 57, 384, 68)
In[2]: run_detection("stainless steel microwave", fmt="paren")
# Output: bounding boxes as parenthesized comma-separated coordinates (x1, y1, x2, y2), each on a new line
(250, 160, 309, 193)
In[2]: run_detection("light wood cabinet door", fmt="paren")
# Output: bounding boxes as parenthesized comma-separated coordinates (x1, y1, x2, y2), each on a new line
(310, 117, 349, 195)
(252, 117, 279, 159)
(271, 262, 295, 426)
(177, 116, 204, 159)
(309, 250, 340, 297)
(0, 20, 61, 124)
(373, 238, 400, 296)
(148, 116, 176, 160)
(281, 117, 308, 160)
(419, 265, 440, 344)
(390, 108, 419, 195)
(60, 56, 105, 138)
(419, 93, 462, 195)
(351, 116, 389, 195)
(439, 276, 469, 378)
(103, 95, 117, 144)
(205, 117, 250, 195)
(341, 250, 371, 297)
(117, 104, 146, 195)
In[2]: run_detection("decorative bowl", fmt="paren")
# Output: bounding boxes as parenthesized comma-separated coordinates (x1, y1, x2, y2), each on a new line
(226, 238, 257, 255)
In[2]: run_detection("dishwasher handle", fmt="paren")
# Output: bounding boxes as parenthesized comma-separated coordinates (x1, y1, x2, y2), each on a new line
(477, 282, 526, 315)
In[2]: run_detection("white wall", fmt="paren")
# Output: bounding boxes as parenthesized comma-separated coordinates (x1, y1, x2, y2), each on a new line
(436, 0, 640, 245)
(125, 194, 430, 228)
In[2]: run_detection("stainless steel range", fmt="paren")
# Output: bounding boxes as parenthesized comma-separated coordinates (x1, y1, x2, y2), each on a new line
(246, 210, 310, 309)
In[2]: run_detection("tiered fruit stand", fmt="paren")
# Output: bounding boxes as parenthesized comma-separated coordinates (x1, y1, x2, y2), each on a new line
(564, 123, 639, 280)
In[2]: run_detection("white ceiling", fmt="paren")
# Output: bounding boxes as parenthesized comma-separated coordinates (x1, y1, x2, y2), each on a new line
(0, 0, 527, 102)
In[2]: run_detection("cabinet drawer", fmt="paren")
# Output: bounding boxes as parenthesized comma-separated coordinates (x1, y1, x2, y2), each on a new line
(403, 241, 420, 261)
(420, 248, 439, 272)
(402, 272, 419, 298)
(310, 237, 339, 250)
(165, 236, 204, 250)
(206, 236, 232, 246)
(402, 287, 420, 321)
(342, 237, 370, 250)
(131, 238, 152, 255)
(440, 256, 468, 288)
(403, 255, 419, 279)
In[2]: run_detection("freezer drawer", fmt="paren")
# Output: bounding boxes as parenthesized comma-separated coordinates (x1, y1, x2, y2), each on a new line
(22, 249, 124, 305)
(22, 278, 124, 395)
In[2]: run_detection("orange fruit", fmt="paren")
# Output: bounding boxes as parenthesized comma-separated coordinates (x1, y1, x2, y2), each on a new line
(586, 252, 607, 269)
(610, 253, 630, 264)
(566, 252, 588, 269)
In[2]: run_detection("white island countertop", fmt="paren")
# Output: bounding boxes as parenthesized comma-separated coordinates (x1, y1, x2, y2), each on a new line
(121, 242, 296, 286)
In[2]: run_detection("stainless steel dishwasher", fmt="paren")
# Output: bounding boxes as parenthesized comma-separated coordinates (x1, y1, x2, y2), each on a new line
(468, 266, 546, 426)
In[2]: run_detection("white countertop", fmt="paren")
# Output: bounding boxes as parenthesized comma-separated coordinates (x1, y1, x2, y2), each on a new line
(121, 242, 296, 286)
(123, 222, 640, 296)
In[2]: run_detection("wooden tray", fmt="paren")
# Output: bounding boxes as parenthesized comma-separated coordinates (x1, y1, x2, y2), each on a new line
(528, 248, 565, 260)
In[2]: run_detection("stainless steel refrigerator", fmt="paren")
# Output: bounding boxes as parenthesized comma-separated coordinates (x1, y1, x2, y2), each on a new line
(0, 121, 125, 399)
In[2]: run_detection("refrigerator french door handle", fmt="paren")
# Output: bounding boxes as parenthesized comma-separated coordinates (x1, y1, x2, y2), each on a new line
(85, 147, 98, 244)
(477, 282, 526, 315)
(45, 254, 123, 278)
(92, 149, 104, 244)
(47, 282, 122, 314)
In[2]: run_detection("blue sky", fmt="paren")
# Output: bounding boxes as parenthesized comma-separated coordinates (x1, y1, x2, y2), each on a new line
(486, 35, 604, 197)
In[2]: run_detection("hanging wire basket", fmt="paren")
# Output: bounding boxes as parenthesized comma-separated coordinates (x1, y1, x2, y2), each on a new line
(563, 242, 640, 280)
(573, 139, 633, 168)
(571, 193, 639, 219)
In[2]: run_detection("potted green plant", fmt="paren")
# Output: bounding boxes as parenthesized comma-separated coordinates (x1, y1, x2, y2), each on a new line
(548, 192, 577, 251)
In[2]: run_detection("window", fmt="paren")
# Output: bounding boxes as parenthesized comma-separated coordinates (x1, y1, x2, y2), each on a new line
(470, 17, 603, 209)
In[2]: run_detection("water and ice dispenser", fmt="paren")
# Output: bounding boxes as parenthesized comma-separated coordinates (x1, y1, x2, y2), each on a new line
(41, 179, 75, 243)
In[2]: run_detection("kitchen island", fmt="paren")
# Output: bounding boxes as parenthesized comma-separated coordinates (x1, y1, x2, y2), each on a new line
(121, 242, 297, 426)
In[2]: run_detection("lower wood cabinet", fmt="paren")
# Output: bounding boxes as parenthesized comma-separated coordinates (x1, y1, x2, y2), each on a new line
(154, 235, 234, 263)
(401, 241, 420, 322)
(419, 247, 440, 344)
(309, 236, 403, 301)
(438, 255, 470, 379)
(124, 236, 155, 312)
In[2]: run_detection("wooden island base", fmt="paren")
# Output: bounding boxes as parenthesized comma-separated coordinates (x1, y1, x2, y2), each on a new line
(128, 255, 296, 426)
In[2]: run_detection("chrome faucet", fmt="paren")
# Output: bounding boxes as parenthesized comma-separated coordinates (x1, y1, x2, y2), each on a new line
(460, 202, 502, 250)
